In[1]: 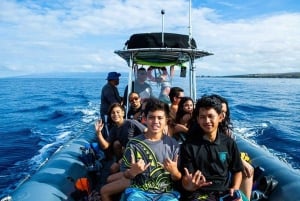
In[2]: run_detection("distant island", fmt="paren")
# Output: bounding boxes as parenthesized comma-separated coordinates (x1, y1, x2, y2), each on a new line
(197, 72, 300, 78)
(4, 71, 300, 79)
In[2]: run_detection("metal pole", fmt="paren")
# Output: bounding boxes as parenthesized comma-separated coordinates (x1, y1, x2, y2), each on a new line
(161, 9, 165, 47)
(126, 54, 133, 119)
(188, 0, 192, 48)
(188, 0, 196, 101)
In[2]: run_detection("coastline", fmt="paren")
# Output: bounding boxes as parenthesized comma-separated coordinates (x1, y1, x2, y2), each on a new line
(2, 72, 300, 79)
(197, 72, 300, 78)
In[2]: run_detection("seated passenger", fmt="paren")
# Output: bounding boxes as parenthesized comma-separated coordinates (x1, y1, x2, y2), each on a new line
(127, 92, 142, 121)
(164, 117, 188, 144)
(175, 96, 194, 127)
(212, 94, 253, 200)
(136, 98, 150, 125)
(179, 95, 248, 201)
(157, 67, 171, 104)
(121, 98, 181, 201)
(169, 87, 184, 119)
(123, 67, 153, 106)
(95, 103, 146, 173)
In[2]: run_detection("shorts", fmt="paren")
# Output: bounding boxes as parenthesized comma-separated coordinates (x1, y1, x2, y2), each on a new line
(124, 187, 180, 201)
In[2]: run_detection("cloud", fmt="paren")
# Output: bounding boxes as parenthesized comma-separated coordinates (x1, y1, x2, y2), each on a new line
(193, 12, 300, 75)
(0, 0, 299, 77)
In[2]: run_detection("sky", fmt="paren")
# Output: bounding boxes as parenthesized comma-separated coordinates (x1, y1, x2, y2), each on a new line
(0, 0, 300, 78)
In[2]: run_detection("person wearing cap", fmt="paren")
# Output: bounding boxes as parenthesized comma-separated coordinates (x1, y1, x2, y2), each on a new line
(100, 72, 123, 123)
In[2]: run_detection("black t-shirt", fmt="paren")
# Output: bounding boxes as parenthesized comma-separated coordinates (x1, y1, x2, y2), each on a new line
(179, 125, 243, 192)
(107, 119, 146, 147)
(127, 106, 142, 120)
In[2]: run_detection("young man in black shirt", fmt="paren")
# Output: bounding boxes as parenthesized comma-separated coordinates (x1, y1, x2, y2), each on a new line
(179, 95, 246, 201)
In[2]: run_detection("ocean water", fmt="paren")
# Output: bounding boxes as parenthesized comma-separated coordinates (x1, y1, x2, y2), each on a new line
(0, 75, 299, 198)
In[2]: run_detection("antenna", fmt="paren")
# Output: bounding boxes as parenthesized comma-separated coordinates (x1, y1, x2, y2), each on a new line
(161, 9, 165, 47)
(188, 0, 192, 48)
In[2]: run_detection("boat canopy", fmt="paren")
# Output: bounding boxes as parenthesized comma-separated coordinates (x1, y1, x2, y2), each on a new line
(114, 32, 213, 115)
(115, 48, 212, 67)
(127, 33, 197, 49)
(115, 33, 212, 67)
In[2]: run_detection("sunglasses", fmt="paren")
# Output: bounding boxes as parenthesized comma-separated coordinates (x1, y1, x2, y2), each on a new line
(129, 97, 139, 102)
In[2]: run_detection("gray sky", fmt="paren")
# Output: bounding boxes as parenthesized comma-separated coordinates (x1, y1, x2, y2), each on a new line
(1, 0, 300, 77)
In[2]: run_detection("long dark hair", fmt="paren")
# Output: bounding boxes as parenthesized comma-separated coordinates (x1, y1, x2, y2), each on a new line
(211, 94, 233, 137)
(175, 97, 194, 125)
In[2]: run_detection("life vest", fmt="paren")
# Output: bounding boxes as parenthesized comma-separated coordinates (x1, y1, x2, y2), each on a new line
(75, 177, 90, 194)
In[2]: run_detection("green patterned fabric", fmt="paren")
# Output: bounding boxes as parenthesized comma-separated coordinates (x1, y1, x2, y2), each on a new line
(122, 135, 179, 193)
